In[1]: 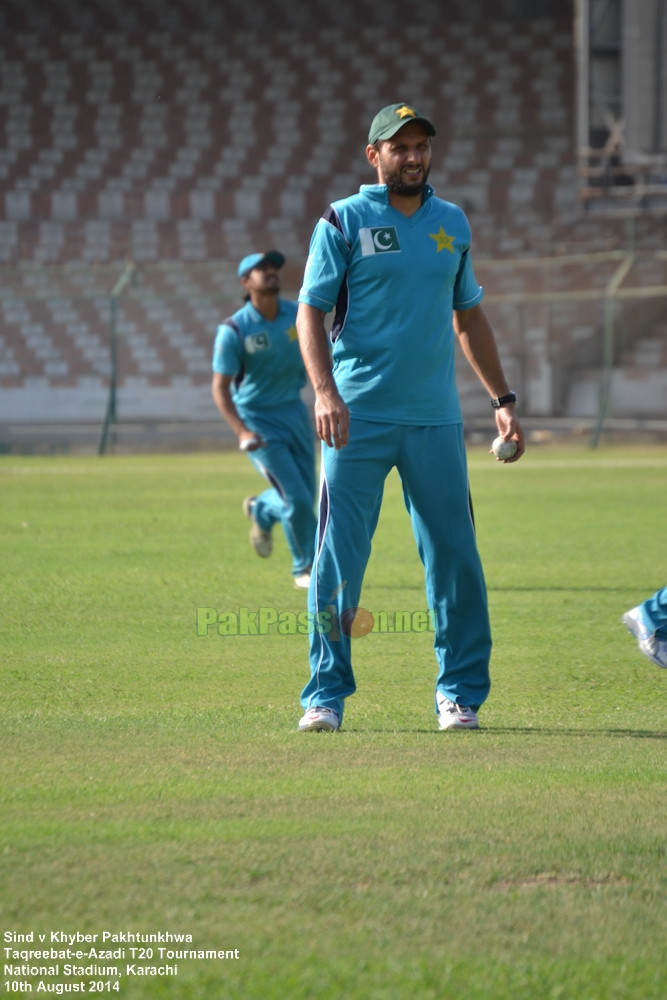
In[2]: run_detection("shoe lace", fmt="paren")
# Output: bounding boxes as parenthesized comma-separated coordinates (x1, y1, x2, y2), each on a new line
(441, 699, 466, 713)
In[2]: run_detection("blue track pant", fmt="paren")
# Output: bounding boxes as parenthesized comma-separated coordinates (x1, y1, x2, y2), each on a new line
(241, 399, 317, 577)
(641, 586, 667, 637)
(300, 419, 491, 722)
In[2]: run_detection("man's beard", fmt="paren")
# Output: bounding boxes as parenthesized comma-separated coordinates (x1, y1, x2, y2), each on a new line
(383, 164, 430, 197)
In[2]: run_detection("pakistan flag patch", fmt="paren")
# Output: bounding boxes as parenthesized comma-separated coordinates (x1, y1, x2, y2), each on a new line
(359, 227, 401, 256)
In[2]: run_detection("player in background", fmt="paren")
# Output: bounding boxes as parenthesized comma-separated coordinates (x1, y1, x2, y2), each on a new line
(623, 588, 667, 668)
(212, 251, 317, 589)
(295, 103, 525, 732)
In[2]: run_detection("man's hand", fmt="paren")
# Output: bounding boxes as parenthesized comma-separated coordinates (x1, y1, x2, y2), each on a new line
(493, 406, 525, 463)
(296, 303, 350, 449)
(314, 389, 350, 450)
(238, 430, 266, 452)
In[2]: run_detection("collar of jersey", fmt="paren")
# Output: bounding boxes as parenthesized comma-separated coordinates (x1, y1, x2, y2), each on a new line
(359, 183, 434, 204)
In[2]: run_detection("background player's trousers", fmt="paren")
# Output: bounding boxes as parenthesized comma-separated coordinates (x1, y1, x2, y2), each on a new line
(301, 419, 492, 722)
(240, 399, 317, 577)
(641, 585, 667, 637)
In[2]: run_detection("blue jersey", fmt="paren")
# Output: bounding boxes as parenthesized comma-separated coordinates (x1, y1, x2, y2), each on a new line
(298, 184, 483, 425)
(212, 299, 305, 413)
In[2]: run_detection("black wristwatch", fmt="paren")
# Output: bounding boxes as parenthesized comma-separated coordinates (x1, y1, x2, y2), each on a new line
(490, 391, 517, 409)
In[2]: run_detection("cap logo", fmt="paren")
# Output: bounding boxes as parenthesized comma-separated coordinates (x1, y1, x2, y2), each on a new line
(395, 105, 417, 120)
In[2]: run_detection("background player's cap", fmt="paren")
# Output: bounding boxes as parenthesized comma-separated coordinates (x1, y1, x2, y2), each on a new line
(238, 250, 285, 278)
(368, 103, 436, 144)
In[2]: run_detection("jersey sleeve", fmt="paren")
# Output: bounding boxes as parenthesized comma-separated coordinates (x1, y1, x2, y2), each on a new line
(298, 210, 350, 313)
(452, 247, 484, 311)
(212, 324, 242, 376)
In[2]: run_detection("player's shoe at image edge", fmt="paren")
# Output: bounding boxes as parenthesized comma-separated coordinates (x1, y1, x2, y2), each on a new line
(622, 606, 667, 668)
(437, 696, 479, 730)
(242, 495, 273, 558)
(297, 707, 340, 732)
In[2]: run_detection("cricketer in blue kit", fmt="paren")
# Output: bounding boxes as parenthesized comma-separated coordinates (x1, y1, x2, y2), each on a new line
(295, 103, 525, 732)
(623, 586, 667, 668)
(212, 251, 317, 588)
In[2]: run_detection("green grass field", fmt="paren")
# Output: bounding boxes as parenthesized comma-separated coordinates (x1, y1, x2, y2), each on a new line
(1, 444, 665, 1000)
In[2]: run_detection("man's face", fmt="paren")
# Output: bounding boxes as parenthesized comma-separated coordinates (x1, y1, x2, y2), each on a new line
(367, 121, 432, 197)
(243, 260, 281, 295)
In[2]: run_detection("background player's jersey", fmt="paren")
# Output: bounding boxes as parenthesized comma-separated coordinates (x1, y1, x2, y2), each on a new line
(212, 299, 304, 412)
(299, 184, 483, 425)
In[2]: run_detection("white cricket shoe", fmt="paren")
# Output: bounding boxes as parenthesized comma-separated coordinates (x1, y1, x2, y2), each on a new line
(242, 496, 272, 558)
(622, 606, 667, 668)
(297, 707, 340, 732)
(293, 570, 311, 589)
(437, 696, 479, 730)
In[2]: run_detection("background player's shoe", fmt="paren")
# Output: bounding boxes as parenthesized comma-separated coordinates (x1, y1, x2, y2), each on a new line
(297, 707, 340, 732)
(623, 606, 667, 668)
(437, 696, 479, 730)
(293, 569, 311, 589)
(242, 496, 272, 558)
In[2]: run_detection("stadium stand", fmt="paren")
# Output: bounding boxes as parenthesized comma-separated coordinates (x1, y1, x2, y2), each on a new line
(1, 0, 665, 448)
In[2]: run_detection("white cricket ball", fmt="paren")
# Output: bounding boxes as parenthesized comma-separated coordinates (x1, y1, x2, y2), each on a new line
(492, 436, 517, 460)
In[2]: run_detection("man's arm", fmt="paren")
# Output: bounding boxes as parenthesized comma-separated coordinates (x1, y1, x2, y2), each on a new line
(454, 304, 525, 462)
(296, 303, 349, 449)
(211, 372, 265, 450)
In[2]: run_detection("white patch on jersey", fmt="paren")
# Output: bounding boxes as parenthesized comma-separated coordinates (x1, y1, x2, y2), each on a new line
(359, 227, 401, 256)
(244, 332, 270, 353)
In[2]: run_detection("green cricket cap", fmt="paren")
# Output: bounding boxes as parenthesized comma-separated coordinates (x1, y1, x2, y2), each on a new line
(368, 103, 436, 144)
